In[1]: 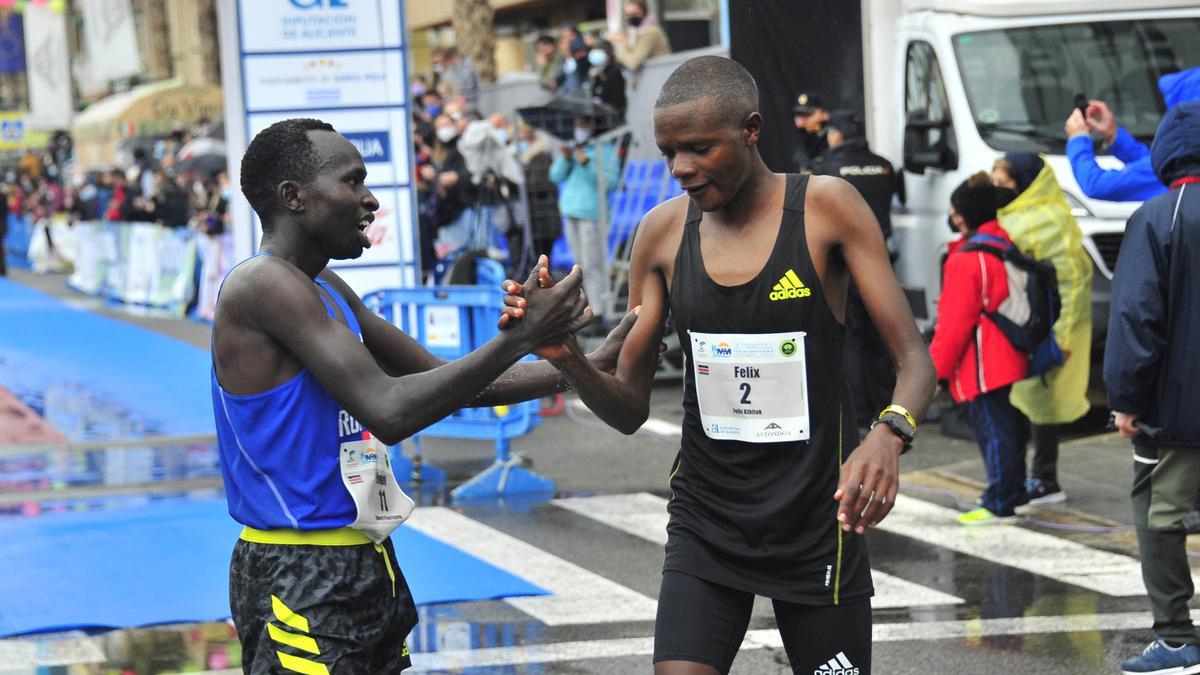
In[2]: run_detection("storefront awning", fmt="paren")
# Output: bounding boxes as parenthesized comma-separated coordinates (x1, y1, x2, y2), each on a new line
(70, 78, 223, 169)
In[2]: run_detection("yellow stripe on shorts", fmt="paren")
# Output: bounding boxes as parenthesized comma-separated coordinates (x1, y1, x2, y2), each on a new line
(276, 651, 330, 675)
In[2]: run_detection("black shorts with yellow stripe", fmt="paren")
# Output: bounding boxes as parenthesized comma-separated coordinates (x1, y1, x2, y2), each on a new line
(230, 527, 418, 674)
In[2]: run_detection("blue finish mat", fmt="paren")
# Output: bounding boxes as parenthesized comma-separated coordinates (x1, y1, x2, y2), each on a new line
(0, 279, 214, 442)
(0, 498, 547, 637)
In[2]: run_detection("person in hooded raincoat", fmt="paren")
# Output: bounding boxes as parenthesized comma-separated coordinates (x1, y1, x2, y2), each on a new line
(991, 153, 1092, 507)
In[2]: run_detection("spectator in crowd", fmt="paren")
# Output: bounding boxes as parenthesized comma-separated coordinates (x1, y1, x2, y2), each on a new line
(514, 120, 562, 277)
(1107, 100, 1200, 675)
(609, 0, 671, 75)
(991, 153, 1093, 508)
(930, 172, 1029, 525)
(149, 170, 191, 228)
(418, 90, 444, 123)
(549, 115, 621, 313)
(589, 40, 627, 119)
(429, 113, 475, 257)
(810, 110, 901, 436)
(535, 34, 562, 91)
(432, 46, 481, 108)
(556, 35, 591, 95)
(793, 92, 830, 172)
(1065, 66, 1200, 203)
(410, 74, 430, 101)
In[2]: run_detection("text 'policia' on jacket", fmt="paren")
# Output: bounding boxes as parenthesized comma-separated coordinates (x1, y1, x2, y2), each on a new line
(1104, 100, 1200, 449)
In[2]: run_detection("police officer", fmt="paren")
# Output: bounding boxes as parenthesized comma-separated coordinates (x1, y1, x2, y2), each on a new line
(792, 92, 830, 172)
(810, 110, 902, 242)
(811, 110, 903, 436)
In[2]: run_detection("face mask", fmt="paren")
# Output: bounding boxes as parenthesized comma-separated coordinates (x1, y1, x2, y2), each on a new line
(994, 187, 1018, 209)
(436, 127, 458, 144)
(411, 84, 427, 98)
(515, 141, 530, 155)
(573, 128, 592, 144)
(562, 58, 576, 74)
(425, 104, 442, 117)
(494, 129, 509, 145)
(220, 188, 232, 201)
(626, 14, 643, 27)
(588, 49, 608, 67)
(947, 215, 960, 235)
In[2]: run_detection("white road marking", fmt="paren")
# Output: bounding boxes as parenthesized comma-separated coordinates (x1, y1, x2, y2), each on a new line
(881, 494, 1164, 597)
(404, 507, 658, 626)
(409, 610, 1175, 672)
(553, 492, 965, 609)
(0, 631, 105, 669)
(569, 399, 682, 437)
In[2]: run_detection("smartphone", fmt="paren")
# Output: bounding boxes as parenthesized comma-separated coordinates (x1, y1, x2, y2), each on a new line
(1073, 93, 1088, 119)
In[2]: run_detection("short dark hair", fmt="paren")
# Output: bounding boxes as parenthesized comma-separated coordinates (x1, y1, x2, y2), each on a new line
(655, 56, 758, 128)
(536, 34, 555, 46)
(950, 171, 998, 229)
(241, 118, 335, 223)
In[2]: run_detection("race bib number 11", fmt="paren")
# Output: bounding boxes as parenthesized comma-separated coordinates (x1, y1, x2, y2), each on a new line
(689, 330, 810, 443)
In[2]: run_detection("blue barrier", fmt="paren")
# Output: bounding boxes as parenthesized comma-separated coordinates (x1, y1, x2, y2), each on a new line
(362, 259, 552, 501)
(3, 213, 33, 271)
(551, 159, 682, 270)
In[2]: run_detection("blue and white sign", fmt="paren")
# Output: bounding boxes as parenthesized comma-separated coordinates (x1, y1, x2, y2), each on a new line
(218, 0, 417, 293)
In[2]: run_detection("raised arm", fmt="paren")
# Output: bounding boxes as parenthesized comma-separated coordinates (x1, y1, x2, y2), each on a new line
(221, 258, 588, 445)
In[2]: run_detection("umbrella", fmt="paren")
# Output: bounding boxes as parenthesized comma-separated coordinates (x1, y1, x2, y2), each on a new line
(517, 94, 623, 142)
(176, 137, 227, 175)
(457, 120, 524, 186)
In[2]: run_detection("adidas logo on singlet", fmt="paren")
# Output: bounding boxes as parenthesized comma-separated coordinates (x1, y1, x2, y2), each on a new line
(814, 651, 859, 675)
(769, 269, 812, 301)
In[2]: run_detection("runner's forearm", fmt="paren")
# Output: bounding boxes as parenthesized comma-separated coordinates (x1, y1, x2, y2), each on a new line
(553, 349, 650, 435)
(471, 359, 572, 406)
(889, 342, 937, 423)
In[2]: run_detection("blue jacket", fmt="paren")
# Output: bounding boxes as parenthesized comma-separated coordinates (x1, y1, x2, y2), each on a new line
(1067, 65, 1200, 203)
(1104, 101, 1200, 448)
(549, 140, 621, 221)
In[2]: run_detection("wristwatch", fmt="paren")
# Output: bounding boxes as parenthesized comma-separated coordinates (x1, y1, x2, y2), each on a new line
(871, 404, 916, 454)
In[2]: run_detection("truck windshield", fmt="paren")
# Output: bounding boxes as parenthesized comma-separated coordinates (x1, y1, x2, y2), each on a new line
(954, 18, 1200, 154)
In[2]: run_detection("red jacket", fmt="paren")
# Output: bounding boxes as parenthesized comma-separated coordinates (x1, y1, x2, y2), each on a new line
(930, 220, 1028, 403)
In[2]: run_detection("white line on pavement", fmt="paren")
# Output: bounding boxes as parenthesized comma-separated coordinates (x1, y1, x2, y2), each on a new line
(553, 493, 965, 609)
(569, 398, 682, 437)
(0, 631, 106, 669)
(404, 507, 659, 626)
(881, 494, 1164, 597)
(409, 610, 1171, 672)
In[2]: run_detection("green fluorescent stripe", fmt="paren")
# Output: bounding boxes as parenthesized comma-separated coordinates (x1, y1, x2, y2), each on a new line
(667, 458, 682, 501)
(834, 405, 844, 605)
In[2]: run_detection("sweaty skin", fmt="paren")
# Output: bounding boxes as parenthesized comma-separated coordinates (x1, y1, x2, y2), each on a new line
(522, 99, 935, 535)
(213, 130, 637, 446)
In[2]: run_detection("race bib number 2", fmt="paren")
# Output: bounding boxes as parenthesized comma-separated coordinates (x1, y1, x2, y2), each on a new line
(690, 330, 810, 443)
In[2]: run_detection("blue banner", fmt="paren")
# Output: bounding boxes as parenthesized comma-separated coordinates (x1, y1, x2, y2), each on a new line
(0, 14, 24, 75)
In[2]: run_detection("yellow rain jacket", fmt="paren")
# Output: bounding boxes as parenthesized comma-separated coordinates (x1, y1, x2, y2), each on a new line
(997, 164, 1093, 425)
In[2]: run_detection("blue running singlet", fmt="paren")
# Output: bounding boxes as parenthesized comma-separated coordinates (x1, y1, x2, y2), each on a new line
(212, 255, 371, 530)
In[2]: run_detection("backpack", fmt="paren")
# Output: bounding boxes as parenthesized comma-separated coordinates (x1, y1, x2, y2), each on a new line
(962, 233, 1064, 375)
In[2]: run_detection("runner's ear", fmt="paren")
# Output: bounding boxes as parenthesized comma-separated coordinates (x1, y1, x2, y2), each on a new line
(741, 112, 763, 146)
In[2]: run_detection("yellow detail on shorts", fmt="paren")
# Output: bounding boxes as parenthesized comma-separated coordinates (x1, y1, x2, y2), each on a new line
(769, 269, 812, 301)
(271, 595, 310, 633)
(402, 641, 411, 657)
(241, 526, 372, 546)
(276, 651, 330, 675)
(268, 623, 320, 655)
(374, 542, 397, 598)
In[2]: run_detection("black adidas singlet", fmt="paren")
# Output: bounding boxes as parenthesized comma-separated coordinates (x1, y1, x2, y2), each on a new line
(664, 174, 873, 605)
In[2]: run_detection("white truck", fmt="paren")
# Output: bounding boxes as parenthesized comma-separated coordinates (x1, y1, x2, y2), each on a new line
(861, 0, 1200, 354)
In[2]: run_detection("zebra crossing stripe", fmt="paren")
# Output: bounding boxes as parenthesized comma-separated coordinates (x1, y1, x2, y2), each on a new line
(552, 493, 965, 608)
(880, 495, 1168, 597)
(569, 399, 682, 437)
(403, 507, 659, 626)
(407, 610, 1176, 672)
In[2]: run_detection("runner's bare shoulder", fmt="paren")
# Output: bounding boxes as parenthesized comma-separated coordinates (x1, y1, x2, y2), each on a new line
(633, 193, 690, 266)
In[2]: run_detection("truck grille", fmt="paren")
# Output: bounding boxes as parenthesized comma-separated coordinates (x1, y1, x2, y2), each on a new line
(1092, 233, 1123, 277)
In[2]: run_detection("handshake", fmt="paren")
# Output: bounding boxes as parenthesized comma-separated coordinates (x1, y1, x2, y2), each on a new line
(489, 254, 642, 369)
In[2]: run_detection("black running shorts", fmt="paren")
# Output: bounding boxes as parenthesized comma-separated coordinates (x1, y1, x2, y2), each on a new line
(654, 570, 872, 674)
(230, 533, 418, 674)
